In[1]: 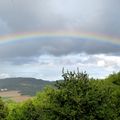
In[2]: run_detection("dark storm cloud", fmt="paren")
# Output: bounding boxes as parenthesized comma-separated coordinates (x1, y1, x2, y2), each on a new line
(0, 37, 119, 64)
(0, 0, 120, 64)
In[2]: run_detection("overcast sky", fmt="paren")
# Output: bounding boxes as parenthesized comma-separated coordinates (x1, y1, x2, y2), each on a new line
(0, 0, 120, 80)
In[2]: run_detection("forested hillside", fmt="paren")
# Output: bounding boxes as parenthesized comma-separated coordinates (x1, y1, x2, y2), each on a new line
(0, 71, 120, 120)
(0, 78, 53, 96)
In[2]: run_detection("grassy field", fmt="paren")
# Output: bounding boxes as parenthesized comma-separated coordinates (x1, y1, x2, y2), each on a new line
(0, 91, 31, 102)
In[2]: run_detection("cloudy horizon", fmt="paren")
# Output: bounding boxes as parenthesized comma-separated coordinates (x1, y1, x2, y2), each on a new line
(0, 0, 120, 80)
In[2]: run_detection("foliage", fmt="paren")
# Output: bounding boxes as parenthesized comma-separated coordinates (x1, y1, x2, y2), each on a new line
(0, 71, 120, 120)
(106, 72, 120, 86)
(0, 97, 8, 120)
(43, 71, 118, 120)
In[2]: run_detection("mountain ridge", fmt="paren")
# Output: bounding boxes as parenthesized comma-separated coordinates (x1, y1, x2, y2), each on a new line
(0, 77, 54, 96)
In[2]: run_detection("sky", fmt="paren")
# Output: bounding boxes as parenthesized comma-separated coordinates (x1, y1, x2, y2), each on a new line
(0, 0, 120, 80)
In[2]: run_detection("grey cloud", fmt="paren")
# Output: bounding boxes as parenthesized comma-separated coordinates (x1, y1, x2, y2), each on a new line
(0, 0, 120, 64)
(0, 0, 120, 36)
(0, 0, 120, 79)
(0, 18, 11, 35)
(0, 37, 119, 64)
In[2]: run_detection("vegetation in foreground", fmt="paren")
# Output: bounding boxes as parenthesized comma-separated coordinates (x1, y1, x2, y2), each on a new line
(0, 70, 120, 120)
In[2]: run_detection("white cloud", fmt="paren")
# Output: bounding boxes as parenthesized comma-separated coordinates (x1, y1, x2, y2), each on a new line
(0, 73, 10, 79)
(0, 53, 119, 80)
(95, 54, 120, 68)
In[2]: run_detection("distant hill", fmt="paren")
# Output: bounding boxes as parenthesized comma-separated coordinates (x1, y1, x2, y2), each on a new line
(0, 78, 54, 96)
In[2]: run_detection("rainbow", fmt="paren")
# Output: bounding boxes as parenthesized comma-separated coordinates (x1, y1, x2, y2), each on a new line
(0, 31, 120, 45)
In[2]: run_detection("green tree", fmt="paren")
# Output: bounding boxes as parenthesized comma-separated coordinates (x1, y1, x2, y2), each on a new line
(106, 72, 120, 86)
(43, 70, 117, 120)
(6, 71, 120, 120)
(0, 97, 8, 120)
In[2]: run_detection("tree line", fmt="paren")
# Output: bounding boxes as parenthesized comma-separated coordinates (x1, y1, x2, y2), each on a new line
(0, 70, 120, 120)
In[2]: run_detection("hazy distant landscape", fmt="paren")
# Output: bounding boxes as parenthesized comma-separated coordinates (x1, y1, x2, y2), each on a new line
(0, 77, 54, 102)
(0, 77, 53, 96)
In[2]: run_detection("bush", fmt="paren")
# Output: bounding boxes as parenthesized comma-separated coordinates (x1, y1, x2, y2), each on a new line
(43, 71, 117, 120)
(0, 97, 8, 120)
